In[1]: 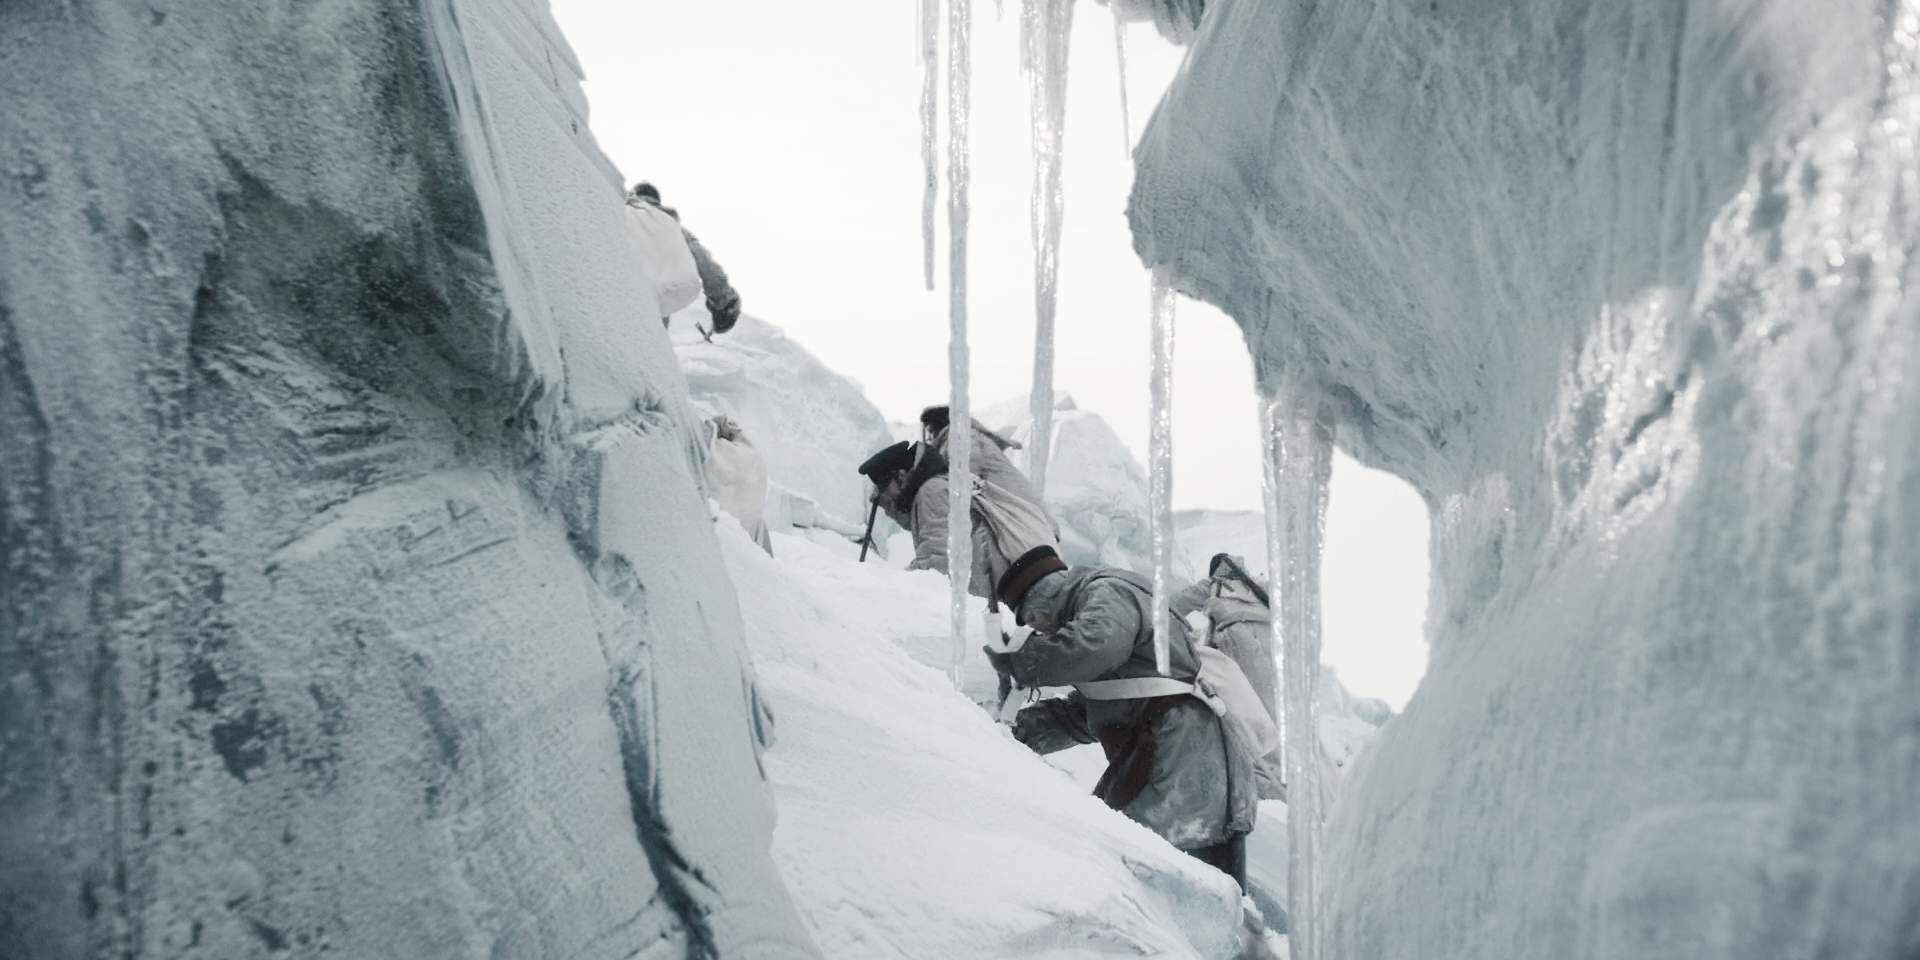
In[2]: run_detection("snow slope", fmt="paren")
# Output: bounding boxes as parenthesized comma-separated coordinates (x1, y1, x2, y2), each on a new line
(1133, 0, 1920, 957)
(0, 2, 811, 956)
(715, 522, 1246, 959)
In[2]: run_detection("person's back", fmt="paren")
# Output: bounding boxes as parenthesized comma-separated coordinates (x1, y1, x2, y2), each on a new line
(995, 552, 1257, 859)
(624, 182, 742, 333)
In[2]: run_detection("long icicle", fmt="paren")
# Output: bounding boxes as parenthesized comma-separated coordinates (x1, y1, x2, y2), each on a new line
(1113, 12, 1132, 157)
(1023, 0, 1072, 501)
(1147, 267, 1177, 676)
(920, 0, 940, 291)
(1264, 378, 1333, 960)
(946, 0, 973, 690)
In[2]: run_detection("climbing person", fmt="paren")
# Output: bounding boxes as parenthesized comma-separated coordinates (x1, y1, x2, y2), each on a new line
(855, 434, 1056, 601)
(987, 545, 1260, 886)
(918, 404, 1045, 516)
(1172, 553, 1286, 800)
(703, 414, 772, 555)
(622, 182, 742, 335)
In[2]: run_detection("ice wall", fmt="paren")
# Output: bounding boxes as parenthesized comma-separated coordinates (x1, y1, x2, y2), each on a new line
(1132, 1, 1920, 957)
(0, 2, 815, 957)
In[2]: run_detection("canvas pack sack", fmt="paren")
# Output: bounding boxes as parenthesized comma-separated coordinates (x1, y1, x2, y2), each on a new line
(623, 200, 703, 316)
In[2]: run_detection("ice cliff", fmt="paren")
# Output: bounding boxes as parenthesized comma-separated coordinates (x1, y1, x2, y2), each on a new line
(1133, 1, 1920, 957)
(0, 2, 814, 957)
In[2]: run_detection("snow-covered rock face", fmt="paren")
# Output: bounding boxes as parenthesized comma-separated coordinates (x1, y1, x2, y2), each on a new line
(1134, 1, 1919, 957)
(0, 3, 813, 957)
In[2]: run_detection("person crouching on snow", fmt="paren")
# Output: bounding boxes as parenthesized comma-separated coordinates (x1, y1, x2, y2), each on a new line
(988, 545, 1259, 886)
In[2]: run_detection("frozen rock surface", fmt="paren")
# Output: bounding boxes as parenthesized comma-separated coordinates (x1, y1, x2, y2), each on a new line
(0, 2, 813, 957)
(1133, 1, 1920, 957)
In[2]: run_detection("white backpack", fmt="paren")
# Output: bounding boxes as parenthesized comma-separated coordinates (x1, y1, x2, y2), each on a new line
(623, 200, 702, 316)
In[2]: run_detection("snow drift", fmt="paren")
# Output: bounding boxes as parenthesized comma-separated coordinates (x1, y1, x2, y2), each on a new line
(0, 2, 813, 957)
(1132, 1, 1920, 957)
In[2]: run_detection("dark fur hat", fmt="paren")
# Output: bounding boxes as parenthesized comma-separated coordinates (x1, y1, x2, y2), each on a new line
(998, 545, 1068, 611)
(919, 405, 950, 434)
(858, 440, 915, 479)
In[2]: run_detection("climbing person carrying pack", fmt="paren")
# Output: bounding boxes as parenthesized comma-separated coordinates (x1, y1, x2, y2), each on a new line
(984, 545, 1261, 886)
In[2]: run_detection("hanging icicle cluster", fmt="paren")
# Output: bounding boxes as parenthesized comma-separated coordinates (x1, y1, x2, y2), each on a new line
(1021, 0, 1073, 502)
(1262, 381, 1334, 960)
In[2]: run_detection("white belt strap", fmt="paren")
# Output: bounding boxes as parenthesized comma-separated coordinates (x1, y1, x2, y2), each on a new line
(1074, 677, 1196, 700)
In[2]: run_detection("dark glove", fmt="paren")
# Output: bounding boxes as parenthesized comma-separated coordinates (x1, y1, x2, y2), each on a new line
(982, 644, 1016, 704)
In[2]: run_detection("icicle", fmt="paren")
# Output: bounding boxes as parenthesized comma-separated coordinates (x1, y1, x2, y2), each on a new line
(1022, 0, 1072, 502)
(920, 0, 940, 291)
(1147, 267, 1177, 677)
(1113, 13, 1132, 157)
(1262, 380, 1333, 960)
(946, 0, 974, 690)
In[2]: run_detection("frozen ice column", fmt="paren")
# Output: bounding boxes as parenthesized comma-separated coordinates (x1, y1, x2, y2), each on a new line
(1263, 381, 1333, 960)
(1147, 268, 1177, 675)
(945, 0, 974, 688)
(1022, 0, 1072, 500)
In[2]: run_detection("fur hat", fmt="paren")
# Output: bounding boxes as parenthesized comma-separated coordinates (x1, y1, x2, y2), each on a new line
(999, 545, 1069, 618)
(919, 405, 950, 434)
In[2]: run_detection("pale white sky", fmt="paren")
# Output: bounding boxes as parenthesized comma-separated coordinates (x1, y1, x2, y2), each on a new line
(547, 0, 1430, 709)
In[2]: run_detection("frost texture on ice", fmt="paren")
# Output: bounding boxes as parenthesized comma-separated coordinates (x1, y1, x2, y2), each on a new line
(1133, 0, 1920, 956)
(0, 2, 814, 956)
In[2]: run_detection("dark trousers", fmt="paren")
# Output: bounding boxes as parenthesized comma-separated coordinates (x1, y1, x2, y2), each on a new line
(1183, 833, 1247, 889)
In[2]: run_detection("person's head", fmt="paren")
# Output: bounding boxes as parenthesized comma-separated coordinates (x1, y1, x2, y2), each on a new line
(858, 441, 916, 499)
(998, 545, 1070, 630)
(629, 181, 661, 204)
(919, 405, 950, 441)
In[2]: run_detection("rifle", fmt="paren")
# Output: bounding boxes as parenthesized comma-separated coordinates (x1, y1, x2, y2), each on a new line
(856, 498, 881, 562)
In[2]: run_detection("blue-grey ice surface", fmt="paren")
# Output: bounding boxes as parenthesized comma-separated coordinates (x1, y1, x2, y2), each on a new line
(1132, 0, 1920, 957)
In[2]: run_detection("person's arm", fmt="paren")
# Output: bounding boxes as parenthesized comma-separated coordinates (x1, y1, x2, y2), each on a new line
(1010, 693, 1096, 754)
(683, 230, 741, 333)
(1007, 577, 1144, 687)
(907, 476, 950, 572)
(1170, 579, 1209, 619)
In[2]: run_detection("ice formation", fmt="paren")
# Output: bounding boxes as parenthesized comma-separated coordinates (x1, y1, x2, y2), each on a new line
(1021, 0, 1073, 502)
(920, 0, 940, 292)
(1261, 389, 1335, 959)
(1132, 0, 1920, 956)
(0, 2, 812, 956)
(944, 0, 976, 685)
(1148, 268, 1179, 674)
